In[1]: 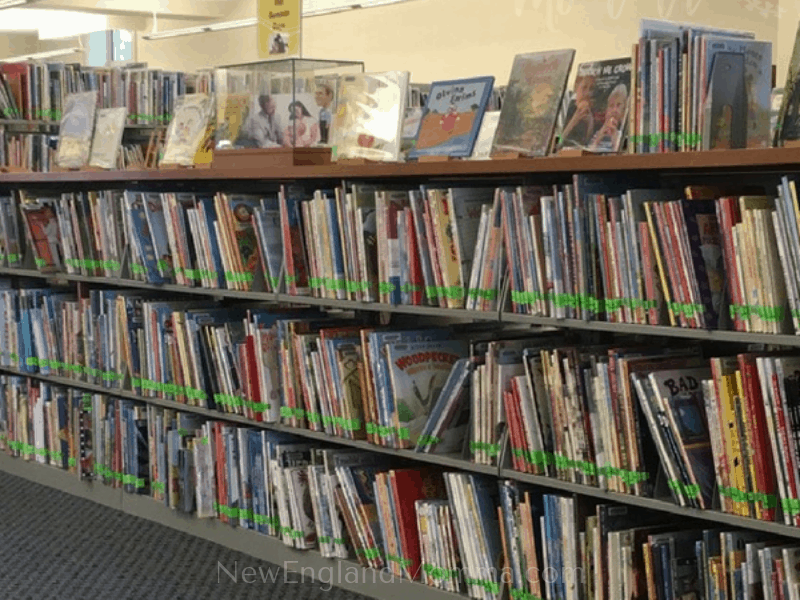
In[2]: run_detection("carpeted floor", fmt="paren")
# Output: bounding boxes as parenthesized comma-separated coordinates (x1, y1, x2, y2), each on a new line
(0, 470, 371, 600)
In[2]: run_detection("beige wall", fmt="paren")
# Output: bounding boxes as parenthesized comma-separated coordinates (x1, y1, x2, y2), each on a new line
(0, 31, 43, 60)
(0, 0, 792, 86)
(136, 0, 786, 85)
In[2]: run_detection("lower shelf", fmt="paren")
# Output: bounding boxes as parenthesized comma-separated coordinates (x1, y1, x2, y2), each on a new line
(0, 453, 464, 600)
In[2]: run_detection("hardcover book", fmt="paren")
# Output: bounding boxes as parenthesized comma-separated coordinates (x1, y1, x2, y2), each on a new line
(56, 91, 97, 169)
(561, 58, 632, 153)
(89, 107, 127, 169)
(409, 76, 494, 159)
(331, 71, 410, 162)
(492, 50, 575, 157)
(161, 93, 212, 167)
(777, 22, 800, 144)
(469, 111, 500, 160)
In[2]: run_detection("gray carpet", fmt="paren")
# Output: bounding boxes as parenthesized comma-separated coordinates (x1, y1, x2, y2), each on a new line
(0, 470, 372, 600)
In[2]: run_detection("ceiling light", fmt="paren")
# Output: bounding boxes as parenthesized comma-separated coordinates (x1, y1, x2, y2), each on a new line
(0, 46, 81, 62)
(142, 18, 257, 40)
(141, 0, 418, 40)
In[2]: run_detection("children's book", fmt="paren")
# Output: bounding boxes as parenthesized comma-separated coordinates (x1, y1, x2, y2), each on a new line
(492, 50, 575, 157)
(409, 76, 494, 159)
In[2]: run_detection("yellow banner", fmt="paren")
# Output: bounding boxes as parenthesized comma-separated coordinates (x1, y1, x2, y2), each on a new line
(258, 0, 301, 59)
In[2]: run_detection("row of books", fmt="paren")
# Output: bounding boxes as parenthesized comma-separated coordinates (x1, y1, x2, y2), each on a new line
(7, 281, 800, 529)
(0, 130, 55, 172)
(7, 176, 800, 335)
(0, 61, 207, 126)
(3, 376, 800, 600)
(0, 286, 471, 452)
(630, 20, 773, 153)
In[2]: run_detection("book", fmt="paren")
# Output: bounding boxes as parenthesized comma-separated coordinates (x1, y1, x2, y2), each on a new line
(331, 71, 410, 162)
(56, 92, 97, 169)
(777, 22, 800, 145)
(492, 50, 575, 157)
(561, 58, 632, 153)
(409, 76, 494, 159)
(89, 107, 127, 170)
(161, 93, 212, 167)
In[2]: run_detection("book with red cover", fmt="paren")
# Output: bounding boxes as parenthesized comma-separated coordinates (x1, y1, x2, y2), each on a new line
(0, 63, 29, 119)
(737, 353, 777, 521)
(389, 468, 445, 580)
(279, 184, 311, 296)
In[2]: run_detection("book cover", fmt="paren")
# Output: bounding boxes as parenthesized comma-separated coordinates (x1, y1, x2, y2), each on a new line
(469, 110, 500, 160)
(492, 50, 575, 157)
(331, 71, 409, 162)
(162, 93, 212, 166)
(777, 22, 800, 144)
(561, 58, 631, 153)
(385, 340, 468, 447)
(89, 107, 127, 170)
(409, 76, 494, 158)
(56, 91, 97, 169)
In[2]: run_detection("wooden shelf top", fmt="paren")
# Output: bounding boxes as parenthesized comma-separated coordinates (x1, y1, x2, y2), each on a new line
(5, 146, 800, 184)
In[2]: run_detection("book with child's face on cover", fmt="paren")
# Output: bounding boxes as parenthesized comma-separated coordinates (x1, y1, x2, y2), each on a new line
(491, 50, 575, 157)
(561, 58, 631, 153)
(409, 76, 494, 159)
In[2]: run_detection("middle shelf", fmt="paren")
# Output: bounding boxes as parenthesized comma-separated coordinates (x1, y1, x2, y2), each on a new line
(2, 266, 800, 347)
(4, 363, 800, 540)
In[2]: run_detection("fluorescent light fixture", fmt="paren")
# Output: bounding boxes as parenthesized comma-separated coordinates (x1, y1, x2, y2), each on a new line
(0, 0, 31, 9)
(304, 0, 415, 16)
(142, 17, 257, 40)
(0, 46, 81, 63)
(141, 0, 417, 40)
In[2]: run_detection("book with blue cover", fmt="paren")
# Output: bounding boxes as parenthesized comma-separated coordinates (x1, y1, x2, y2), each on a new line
(409, 76, 494, 159)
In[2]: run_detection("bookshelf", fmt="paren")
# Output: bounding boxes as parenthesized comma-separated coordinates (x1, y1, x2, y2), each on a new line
(3, 146, 800, 185)
(7, 362, 800, 544)
(5, 147, 800, 599)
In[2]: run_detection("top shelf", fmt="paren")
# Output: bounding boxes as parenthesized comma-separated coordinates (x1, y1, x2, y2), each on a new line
(5, 147, 800, 185)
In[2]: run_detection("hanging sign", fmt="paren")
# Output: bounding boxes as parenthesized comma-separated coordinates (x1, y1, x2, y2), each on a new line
(258, 0, 302, 59)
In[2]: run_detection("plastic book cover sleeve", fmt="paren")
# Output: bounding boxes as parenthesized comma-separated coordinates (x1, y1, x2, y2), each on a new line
(409, 76, 494, 158)
(331, 71, 409, 162)
(561, 58, 631, 153)
(162, 93, 212, 166)
(89, 107, 127, 169)
(57, 91, 97, 169)
(492, 50, 575, 157)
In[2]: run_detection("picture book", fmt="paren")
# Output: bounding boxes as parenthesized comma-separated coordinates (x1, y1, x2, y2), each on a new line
(470, 110, 500, 160)
(214, 93, 252, 150)
(56, 91, 97, 169)
(385, 339, 468, 447)
(331, 71, 410, 162)
(777, 22, 800, 144)
(701, 37, 772, 150)
(89, 107, 127, 169)
(409, 76, 494, 159)
(161, 93, 212, 167)
(561, 58, 632, 153)
(492, 50, 575, 157)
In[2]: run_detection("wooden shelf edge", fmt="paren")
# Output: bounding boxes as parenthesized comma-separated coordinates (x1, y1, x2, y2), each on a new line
(4, 147, 800, 184)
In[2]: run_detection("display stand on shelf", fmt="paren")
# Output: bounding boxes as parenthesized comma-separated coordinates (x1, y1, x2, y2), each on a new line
(416, 155, 460, 163)
(212, 147, 331, 169)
